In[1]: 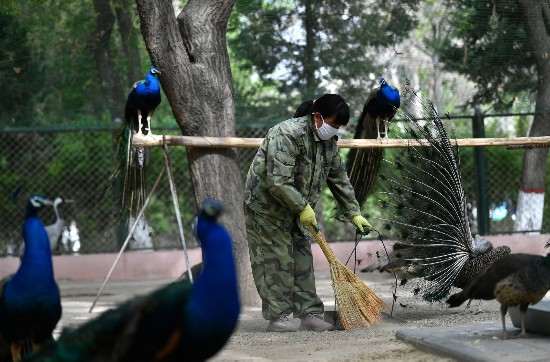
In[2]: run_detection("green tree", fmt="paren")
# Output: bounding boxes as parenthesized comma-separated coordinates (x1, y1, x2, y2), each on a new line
(438, 0, 550, 232)
(135, 0, 259, 307)
(229, 0, 420, 118)
(0, 8, 43, 128)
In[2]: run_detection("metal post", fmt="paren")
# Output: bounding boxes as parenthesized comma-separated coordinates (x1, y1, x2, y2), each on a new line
(472, 105, 490, 235)
(89, 166, 166, 313)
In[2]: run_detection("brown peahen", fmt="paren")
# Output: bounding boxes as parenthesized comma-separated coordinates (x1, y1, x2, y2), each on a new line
(373, 85, 510, 302)
(447, 253, 550, 338)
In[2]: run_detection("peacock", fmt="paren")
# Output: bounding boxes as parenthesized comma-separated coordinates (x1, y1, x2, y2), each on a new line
(347, 78, 401, 205)
(374, 87, 510, 302)
(23, 199, 240, 362)
(446, 253, 550, 338)
(125, 66, 161, 137)
(0, 195, 62, 362)
(112, 66, 161, 228)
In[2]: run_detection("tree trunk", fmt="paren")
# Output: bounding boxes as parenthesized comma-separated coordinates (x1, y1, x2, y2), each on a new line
(303, 0, 317, 99)
(514, 0, 550, 233)
(91, 0, 125, 121)
(134, 0, 260, 307)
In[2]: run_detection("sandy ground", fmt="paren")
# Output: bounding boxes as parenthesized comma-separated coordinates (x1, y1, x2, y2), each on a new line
(57, 271, 516, 362)
(209, 271, 510, 362)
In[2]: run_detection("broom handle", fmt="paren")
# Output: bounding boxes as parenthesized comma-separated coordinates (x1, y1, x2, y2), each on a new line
(308, 225, 337, 263)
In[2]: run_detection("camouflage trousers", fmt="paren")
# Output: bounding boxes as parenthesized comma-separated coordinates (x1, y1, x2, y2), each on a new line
(244, 205, 324, 320)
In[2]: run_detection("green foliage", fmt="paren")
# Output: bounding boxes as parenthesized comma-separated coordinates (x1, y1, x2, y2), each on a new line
(229, 0, 421, 121)
(438, 0, 537, 110)
(0, 9, 43, 127)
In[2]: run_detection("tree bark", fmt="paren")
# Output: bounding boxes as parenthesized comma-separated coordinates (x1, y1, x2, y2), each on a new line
(92, 0, 125, 121)
(514, 0, 550, 232)
(134, 0, 260, 306)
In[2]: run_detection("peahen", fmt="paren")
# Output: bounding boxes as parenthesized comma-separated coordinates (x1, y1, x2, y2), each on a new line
(374, 88, 510, 302)
(347, 78, 401, 205)
(23, 199, 240, 362)
(446, 253, 550, 338)
(113, 66, 161, 225)
(0, 195, 62, 362)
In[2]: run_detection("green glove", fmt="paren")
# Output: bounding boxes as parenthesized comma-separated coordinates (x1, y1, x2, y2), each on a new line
(351, 215, 372, 234)
(299, 204, 318, 227)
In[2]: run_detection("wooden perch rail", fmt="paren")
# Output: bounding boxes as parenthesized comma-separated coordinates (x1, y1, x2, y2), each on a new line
(133, 134, 550, 149)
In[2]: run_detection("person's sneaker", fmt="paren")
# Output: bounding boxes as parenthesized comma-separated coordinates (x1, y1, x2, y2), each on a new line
(299, 314, 334, 331)
(266, 314, 299, 332)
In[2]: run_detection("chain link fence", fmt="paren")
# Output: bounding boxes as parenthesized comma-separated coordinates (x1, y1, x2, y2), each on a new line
(0, 116, 547, 256)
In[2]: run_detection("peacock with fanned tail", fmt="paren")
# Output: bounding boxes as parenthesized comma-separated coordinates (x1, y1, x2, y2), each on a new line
(373, 87, 510, 302)
(23, 199, 240, 362)
(347, 78, 400, 206)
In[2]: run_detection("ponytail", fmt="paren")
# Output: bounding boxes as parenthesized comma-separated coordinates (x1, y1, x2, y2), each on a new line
(294, 100, 314, 118)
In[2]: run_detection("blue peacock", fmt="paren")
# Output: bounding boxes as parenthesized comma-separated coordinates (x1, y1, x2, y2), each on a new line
(347, 77, 401, 205)
(112, 66, 161, 222)
(374, 88, 510, 302)
(23, 199, 240, 361)
(125, 66, 161, 137)
(0, 195, 62, 362)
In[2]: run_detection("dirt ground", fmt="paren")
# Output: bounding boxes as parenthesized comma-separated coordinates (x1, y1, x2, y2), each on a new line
(57, 270, 512, 362)
(210, 271, 507, 362)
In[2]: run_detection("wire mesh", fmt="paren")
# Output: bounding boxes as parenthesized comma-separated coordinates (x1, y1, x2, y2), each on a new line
(0, 116, 548, 257)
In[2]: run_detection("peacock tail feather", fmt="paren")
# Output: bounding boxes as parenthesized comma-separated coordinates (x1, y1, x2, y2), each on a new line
(347, 94, 383, 206)
(347, 78, 400, 206)
(109, 119, 148, 222)
(375, 84, 477, 302)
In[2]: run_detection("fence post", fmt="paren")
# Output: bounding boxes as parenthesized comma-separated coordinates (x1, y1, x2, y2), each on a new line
(472, 105, 489, 235)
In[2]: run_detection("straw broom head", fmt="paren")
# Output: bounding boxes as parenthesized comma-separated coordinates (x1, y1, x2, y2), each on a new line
(309, 225, 386, 331)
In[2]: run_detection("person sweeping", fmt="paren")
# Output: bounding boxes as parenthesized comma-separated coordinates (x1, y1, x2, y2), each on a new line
(244, 94, 373, 332)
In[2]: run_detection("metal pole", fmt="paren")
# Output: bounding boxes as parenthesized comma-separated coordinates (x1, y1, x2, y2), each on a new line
(472, 105, 490, 235)
(89, 166, 166, 313)
(162, 135, 194, 283)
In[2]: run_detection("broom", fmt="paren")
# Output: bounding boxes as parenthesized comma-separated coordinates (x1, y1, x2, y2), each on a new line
(308, 225, 386, 330)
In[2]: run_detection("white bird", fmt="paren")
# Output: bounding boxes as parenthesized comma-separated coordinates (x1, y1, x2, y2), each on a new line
(45, 197, 65, 252)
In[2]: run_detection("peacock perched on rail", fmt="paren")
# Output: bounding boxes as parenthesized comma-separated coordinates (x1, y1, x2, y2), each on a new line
(347, 78, 401, 205)
(373, 87, 510, 302)
(111, 66, 161, 230)
(0, 195, 62, 362)
(23, 199, 240, 362)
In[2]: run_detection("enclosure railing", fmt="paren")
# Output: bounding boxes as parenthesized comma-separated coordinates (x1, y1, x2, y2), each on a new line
(1, 118, 548, 256)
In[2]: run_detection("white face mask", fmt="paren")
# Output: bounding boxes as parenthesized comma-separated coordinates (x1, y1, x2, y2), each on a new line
(314, 113, 339, 140)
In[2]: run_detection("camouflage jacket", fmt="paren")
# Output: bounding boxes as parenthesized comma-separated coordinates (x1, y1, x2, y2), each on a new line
(244, 116, 361, 231)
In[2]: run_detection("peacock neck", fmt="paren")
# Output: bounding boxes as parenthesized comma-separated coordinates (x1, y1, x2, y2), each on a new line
(186, 221, 240, 332)
(14, 215, 56, 288)
(144, 74, 158, 89)
(195, 235, 238, 306)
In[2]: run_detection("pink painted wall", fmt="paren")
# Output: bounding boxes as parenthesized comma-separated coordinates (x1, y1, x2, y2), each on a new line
(1, 234, 547, 281)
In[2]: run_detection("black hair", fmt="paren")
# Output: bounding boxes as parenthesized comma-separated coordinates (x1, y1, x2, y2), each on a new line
(293, 94, 350, 126)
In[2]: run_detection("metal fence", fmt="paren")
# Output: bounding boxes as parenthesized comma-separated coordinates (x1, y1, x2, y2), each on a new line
(0, 117, 547, 256)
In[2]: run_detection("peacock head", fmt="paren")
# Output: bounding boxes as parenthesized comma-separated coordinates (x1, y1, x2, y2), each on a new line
(149, 66, 161, 76)
(26, 194, 52, 213)
(202, 199, 223, 219)
(192, 199, 224, 246)
(472, 234, 493, 257)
